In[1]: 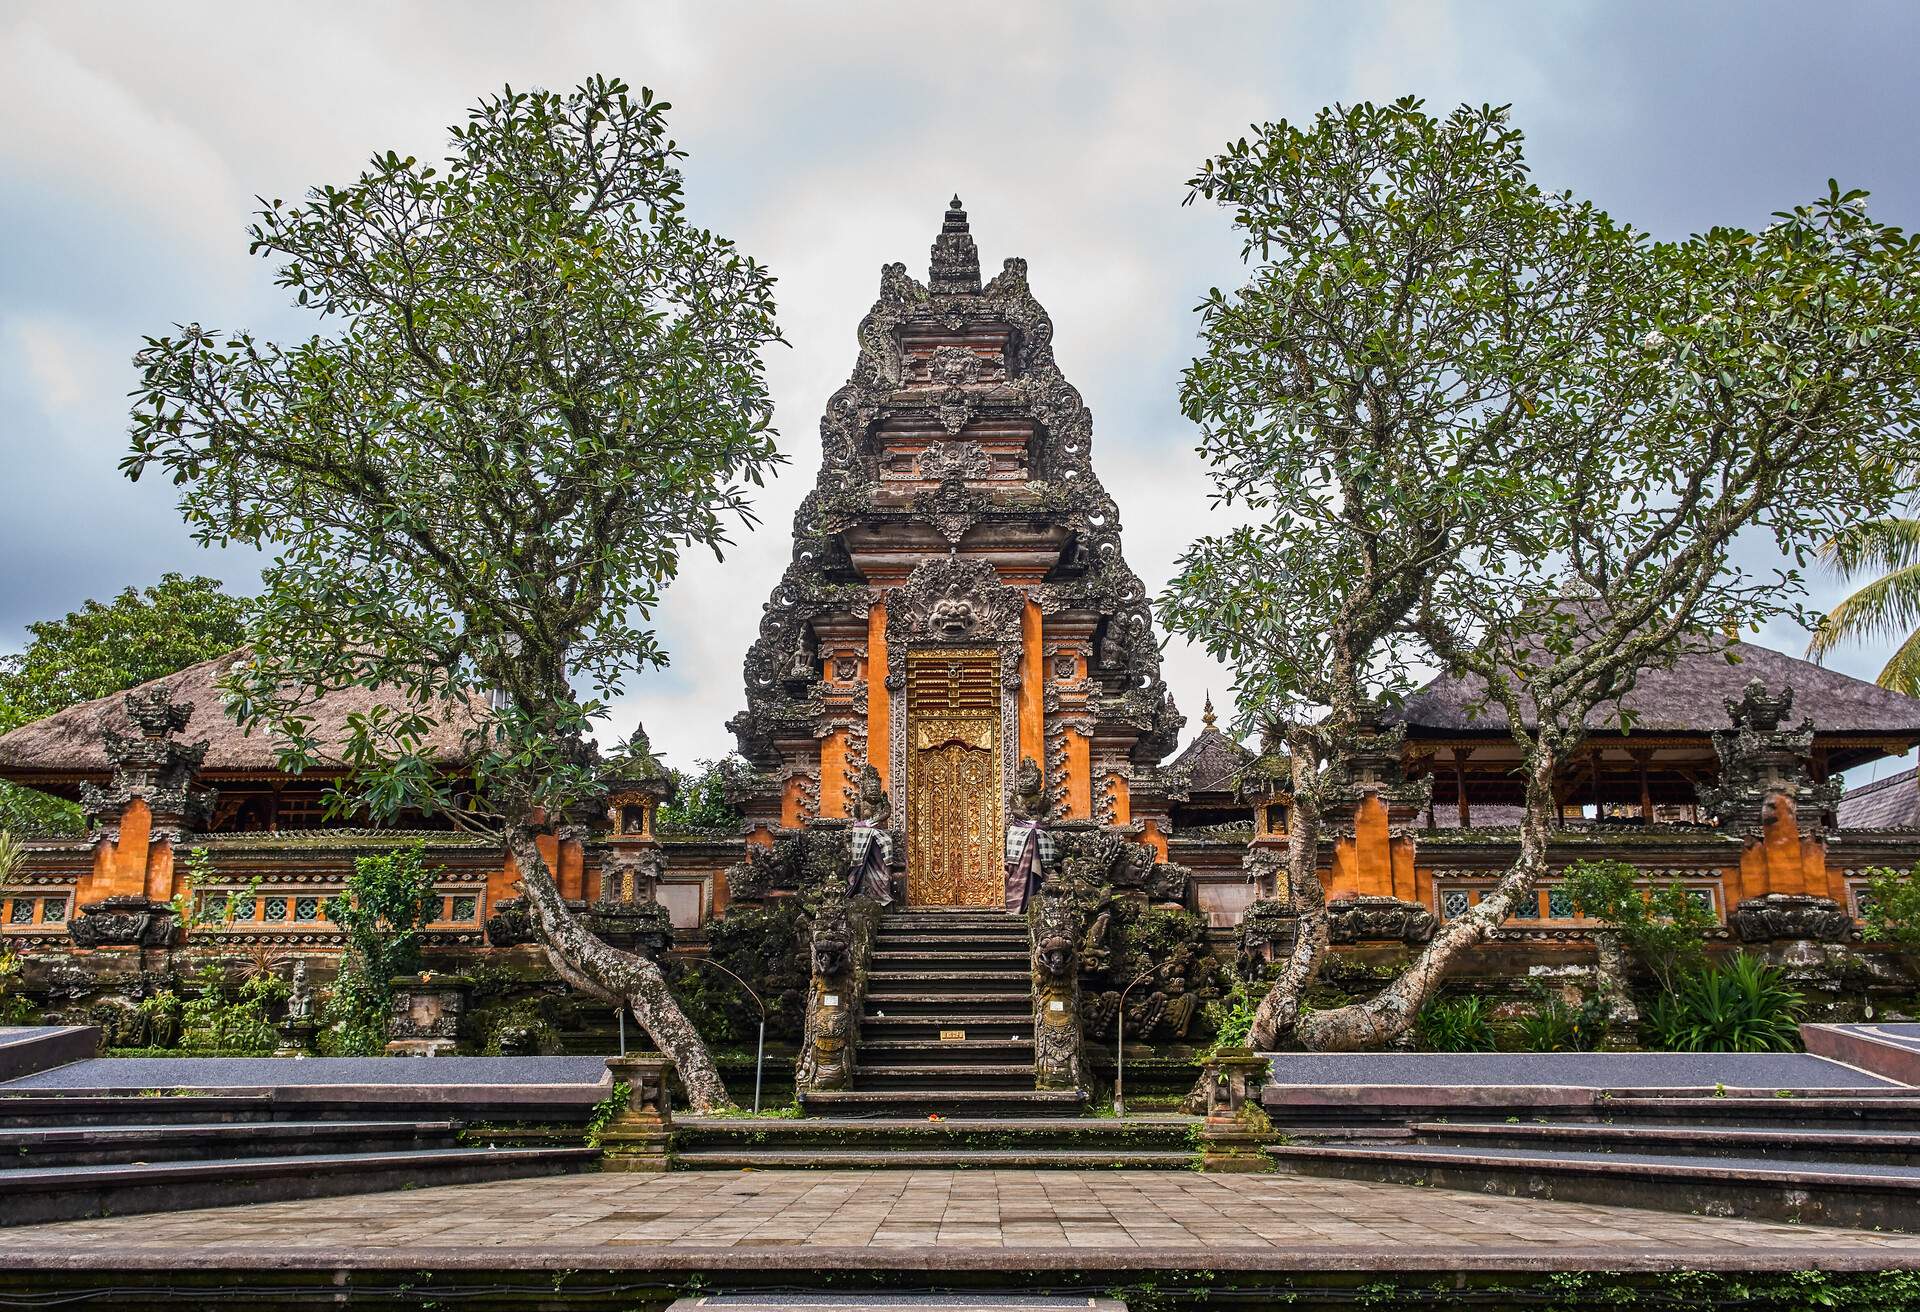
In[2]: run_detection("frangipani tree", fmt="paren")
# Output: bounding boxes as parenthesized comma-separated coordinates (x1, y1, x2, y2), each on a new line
(1162, 99, 1648, 1045)
(126, 77, 784, 1108)
(1165, 100, 1920, 1051)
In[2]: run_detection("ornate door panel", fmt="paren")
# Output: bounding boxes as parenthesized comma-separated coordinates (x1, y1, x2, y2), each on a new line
(905, 649, 1004, 906)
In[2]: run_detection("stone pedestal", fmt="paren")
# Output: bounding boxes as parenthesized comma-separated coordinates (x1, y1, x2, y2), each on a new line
(385, 973, 472, 1056)
(66, 896, 176, 949)
(1730, 894, 1854, 945)
(1326, 895, 1436, 945)
(1198, 1047, 1274, 1173)
(599, 1055, 675, 1172)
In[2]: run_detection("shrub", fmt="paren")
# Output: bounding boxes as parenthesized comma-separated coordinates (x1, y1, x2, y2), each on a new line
(1563, 858, 1716, 992)
(1413, 995, 1496, 1052)
(1646, 953, 1804, 1052)
(1515, 996, 1608, 1052)
(141, 962, 285, 1055)
(320, 845, 442, 1056)
(672, 900, 809, 1045)
(1202, 977, 1258, 1054)
(1860, 863, 1920, 945)
(0, 948, 38, 1026)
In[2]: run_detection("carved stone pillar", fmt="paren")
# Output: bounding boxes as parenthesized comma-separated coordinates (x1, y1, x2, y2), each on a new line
(598, 1055, 675, 1171)
(1699, 679, 1849, 937)
(69, 688, 212, 949)
(1322, 713, 1432, 939)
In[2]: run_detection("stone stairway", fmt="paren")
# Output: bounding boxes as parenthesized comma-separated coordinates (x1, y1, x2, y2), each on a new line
(0, 1091, 597, 1226)
(1265, 1090, 1920, 1232)
(797, 907, 1086, 1120)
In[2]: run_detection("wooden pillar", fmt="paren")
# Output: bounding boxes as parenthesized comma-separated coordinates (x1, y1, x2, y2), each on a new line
(1632, 750, 1653, 824)
(866, 601, 890, 790)
(1019, 599, 1044, 770)
(818, 728, 850, 820)
(1452, 751, 1471, 828)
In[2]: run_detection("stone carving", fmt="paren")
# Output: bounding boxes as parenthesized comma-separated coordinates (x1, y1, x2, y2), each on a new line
(795, 883, 876, 1093)
(1699, 679, 1844, 833)
(1030, 882, 1083, 1090)
(1237, 898, 1295, 981)
(584, 898, 674, 960)
(385, 973, 470, 1056)
(1010, 755, 1051, 823)
(929, 344, 984, 385)
(1730, 892, 1855, 944)
(484, 896, 535, 947)
(896, 554, 1023, 646)
(79, 687, 214, 844)
(1325, 895, 1438, 945)
(928, 195, 982, 295)
(286, 960, 313, 1021)
(66, 895, 177, 949)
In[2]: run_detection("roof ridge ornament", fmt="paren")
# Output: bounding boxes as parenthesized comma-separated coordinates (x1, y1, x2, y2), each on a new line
(929, 193, 981, 296)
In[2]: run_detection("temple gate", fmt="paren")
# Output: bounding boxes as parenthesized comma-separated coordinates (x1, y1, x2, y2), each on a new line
(904, 649, 1003, 905)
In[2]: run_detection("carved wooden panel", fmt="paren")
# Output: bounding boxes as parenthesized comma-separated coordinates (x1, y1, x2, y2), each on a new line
(905, 648, 1004, 906)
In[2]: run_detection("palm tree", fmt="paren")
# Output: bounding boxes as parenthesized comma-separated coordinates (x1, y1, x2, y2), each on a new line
(1807, 513, 1920, 696)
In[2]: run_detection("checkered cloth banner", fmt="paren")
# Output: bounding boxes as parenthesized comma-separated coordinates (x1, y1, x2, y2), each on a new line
(851, 821, 891, 867)
(1004, 820, 1054, 871)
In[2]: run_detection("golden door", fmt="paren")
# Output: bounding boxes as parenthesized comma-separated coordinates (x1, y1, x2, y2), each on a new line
(905, 649, 1004, 907)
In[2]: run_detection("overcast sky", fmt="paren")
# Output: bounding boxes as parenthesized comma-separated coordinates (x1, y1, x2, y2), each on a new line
(3, 2, 1917, 780)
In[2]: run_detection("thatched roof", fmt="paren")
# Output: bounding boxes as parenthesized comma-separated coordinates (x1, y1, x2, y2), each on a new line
(1841, 767, 1920, 830)
(1392, 637, 1920, 740)
(1166, 696, 1256, 794)
(0, 650, 490, 781)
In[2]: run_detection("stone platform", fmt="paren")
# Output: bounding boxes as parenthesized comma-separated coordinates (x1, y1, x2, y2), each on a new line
(5, 1170, 1918, 1309)
(1258, 1049, 1903, 1090)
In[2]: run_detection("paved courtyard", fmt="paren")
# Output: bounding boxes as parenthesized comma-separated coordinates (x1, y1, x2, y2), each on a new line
(11, 1169, 1920, 1267)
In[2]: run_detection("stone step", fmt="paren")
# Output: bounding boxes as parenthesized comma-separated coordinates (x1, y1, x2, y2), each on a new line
(863, 992, 1035, 1015)
(872, 933, 1031, 949)
(865, 970, 1032, 991)
(0, 1094, 279, 1129)
(853, 1064, 1037, 1091)
(798, 1088, 1089, 1119)
(859, 1039, 1035, 1064)
(1413, 1119, 1920, 1167)
(0, 1145, 601, 1227)
(674, 1114, 1198, 1153)
(674, 1146, 1196, 1170)
(859, 1015, 1035, 1042)
(870, 950, 1031, 967)
(1270, 1141, 1920, 1232)
(0, 1119, 458, 1169)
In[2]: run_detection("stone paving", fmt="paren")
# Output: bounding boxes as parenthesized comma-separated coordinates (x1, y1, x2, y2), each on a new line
(10, 1169, 1920, 1258)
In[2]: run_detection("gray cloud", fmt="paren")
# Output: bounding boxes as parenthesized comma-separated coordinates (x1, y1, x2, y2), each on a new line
(1, 1, 1913, 781)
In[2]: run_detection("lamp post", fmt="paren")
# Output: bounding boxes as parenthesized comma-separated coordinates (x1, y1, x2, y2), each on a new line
(1111, 965, 1157, 1119)
(678, 956, 767, 1113)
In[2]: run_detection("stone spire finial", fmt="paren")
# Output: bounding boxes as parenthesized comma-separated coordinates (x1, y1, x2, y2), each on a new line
(929, 193, 981, 296)
(1202, 693, 1217, 731)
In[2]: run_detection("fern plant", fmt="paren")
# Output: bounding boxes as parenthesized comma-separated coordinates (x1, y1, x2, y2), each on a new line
(1646, 954, 1804, 1052)
(1413, 995, 1496, 1052)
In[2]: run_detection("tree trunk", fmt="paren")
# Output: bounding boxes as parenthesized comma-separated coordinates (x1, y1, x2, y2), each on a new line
(1248, 761, 1328, 1049)
(505, 822, 731, 1111)
(1291, 744, 1559, 1052)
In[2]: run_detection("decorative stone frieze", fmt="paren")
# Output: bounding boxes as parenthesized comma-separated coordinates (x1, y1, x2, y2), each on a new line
(65, 895, 176, 949)
(1729, 892, 1855, 944)
(1325, 894, 1437, 945)
(1699, 679, 1844, 834)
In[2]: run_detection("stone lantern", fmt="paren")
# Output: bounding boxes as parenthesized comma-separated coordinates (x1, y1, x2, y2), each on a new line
(1198, 1047, 1273, 1172)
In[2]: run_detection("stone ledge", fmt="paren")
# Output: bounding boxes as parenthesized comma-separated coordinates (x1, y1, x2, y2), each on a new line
(6, 1244, 1918, 1274)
